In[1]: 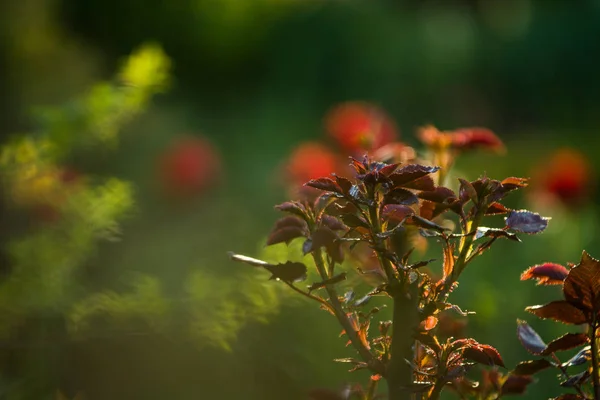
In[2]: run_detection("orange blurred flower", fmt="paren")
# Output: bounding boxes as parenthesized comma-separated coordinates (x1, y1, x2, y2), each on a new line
(418, 125, 504, 153)
(325, 102, 398, 156)
(530, 148, 593, 209)
(158, 135, 221, 199)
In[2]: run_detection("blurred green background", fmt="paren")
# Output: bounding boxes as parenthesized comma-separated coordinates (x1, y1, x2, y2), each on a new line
(1, 0, 600, 399)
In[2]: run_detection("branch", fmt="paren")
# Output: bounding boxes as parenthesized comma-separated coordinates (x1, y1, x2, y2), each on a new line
(283, 281, 334, 314)
(312, 249, 382, 373)
(591, 323, 600, 400)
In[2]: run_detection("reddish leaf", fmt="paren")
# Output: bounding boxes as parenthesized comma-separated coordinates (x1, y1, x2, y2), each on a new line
(389, 164, 440, 187)
(334, 175, 353, 195)
(266, 226, 307, 246)
(419, 200, 454, 220)
(526, 301, 588, 325)
(382, 204, 414, 222)
(542, 333, 588, 355)
(501, 177, 529, 189)
(462, 344, 505, 367)
(516, 319, 547, 355)
(273, 216, 308, 231)
(340, 213, 369, 229)
(505, 210, 550, 234)
(274, 201, 308, 219)
(420, 316, 438, 331)
(418, 186, 458, 204)
(312, 227, 344, 263)
(265, 261, 308, 283)
(458, 178, 479, 204)
(350, 157, 368, 175)
(521, 263, 569, 285)
(321, 215, 348, 231)
(500, 375, 534, 396)
(442, 242, 455, 279)
(563, 250, 600, 312)
(305, 177, 342, 193)
(384, 188, 419, 206)
(379, 163, 400, 176)
(512, 359, 553, 376)
(485, 202, 510, 215)
(402, 175, 436, 191)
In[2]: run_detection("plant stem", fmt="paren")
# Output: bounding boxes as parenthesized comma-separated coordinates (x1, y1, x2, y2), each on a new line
(590, 323, 600, 400)
(283, 282, 334, 313)
(428, 379, 445, 400)
(551, 353, 588, 399)
(312, 250, 381, 373)
(367, 203, 419, 400)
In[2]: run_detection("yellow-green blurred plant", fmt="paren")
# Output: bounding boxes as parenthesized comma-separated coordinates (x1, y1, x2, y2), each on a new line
(0, 43, 170, 339)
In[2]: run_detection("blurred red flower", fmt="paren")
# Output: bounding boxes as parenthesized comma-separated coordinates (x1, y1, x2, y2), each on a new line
(286, 142, 343, 184)
(158, 136, 221, 199)
(531, 148, 593, 208)
(325, 102, 398, 155)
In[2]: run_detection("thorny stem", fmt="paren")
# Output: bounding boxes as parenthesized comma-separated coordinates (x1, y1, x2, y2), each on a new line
(590, 322, 600, 400)
(367, 201, 420, 400)
(551, 353, 588, 400)
(312, 249, 381, 373)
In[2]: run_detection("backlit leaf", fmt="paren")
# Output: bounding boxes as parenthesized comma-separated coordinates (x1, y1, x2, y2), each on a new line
(321, 215, 347, 231)
(516, 319, 547, 355)
(542, 333, 588, 355)
(521, 263, 569, 285)
(312, 227, 344, 263)
(526, 301, 588, 325)
(512, 359, 553, 376)
(462, 344, 505, 367)
(505, 210, 550, 234)
(458, 178, 479, 204)
(275, 201, 308, 220)
(485, 202, 510, 215)
(500, 375, 534, 396)
(384, 188, 419, 206)
(334, 175, 353, 195)
(418, 186, 458, 204)
(305, 177, 342, 193)
(382, 204, 414, 222)
(563, 250, 600, 312)
(389, 164, 440, 188)
(266, 226, 307, 246)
